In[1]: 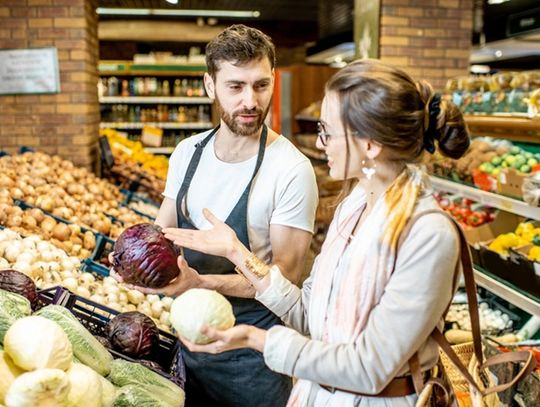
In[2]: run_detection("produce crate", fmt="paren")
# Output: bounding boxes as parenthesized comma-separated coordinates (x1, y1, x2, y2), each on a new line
(37, 285, 72, 308)
(90, 234, 116, 267)
(508, 245, 540, 299)
(60, 287, 185, 388)
(81, 257, 111, 277)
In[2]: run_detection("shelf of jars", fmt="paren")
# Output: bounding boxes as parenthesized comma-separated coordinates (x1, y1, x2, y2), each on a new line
(99, 122, 213, 130)
(99, 96, 212, 104)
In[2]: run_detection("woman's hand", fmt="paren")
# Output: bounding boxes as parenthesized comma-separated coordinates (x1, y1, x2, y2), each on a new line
(180, 324, 267, 354)
(110, 255, 202, 297)
(163, 208, 244, 261)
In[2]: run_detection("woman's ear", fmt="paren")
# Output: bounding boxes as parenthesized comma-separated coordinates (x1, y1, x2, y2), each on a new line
(203, 72, 215, 100)
(365, 139, 383, 160)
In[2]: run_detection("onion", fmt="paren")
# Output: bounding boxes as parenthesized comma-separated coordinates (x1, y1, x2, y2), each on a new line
(22, 214, 38, 230)
(40, 217, 57, 234)
(52, 223, 71, 241)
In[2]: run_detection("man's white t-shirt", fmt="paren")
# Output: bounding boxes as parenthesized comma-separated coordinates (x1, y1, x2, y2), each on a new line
(163, 130, 318, 264)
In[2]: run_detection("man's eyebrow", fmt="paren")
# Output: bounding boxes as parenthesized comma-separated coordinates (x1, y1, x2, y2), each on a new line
(225, 80, 246, 85)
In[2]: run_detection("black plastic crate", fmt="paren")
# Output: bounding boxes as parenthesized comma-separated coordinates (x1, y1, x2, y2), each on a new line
(36, 285, 72, 308)
(90, 234, 116, 268)
(57, 287, 185, 388)
(81, 257, 111, 277)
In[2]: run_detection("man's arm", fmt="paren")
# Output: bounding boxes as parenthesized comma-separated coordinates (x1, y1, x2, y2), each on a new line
(155, 197, 178, 228)
(199, 224, 311, 296)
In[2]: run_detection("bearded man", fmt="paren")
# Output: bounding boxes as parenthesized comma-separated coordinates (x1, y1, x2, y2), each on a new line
(142, 25, 318, 406)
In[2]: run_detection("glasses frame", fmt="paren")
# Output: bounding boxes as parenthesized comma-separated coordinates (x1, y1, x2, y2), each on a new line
(317, 121, 359, 146)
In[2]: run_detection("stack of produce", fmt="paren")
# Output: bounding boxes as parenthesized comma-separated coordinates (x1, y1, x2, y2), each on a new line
(433, 192, 496, 229)
(102, 128, 169, 180)
(488, 221, 540, 258)
(477, 145, 540, 176)
(0, 230, 173, 332)
(0, 288, 185, 407)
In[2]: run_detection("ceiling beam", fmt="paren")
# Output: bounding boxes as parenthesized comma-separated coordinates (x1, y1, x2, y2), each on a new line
(98, 20, 226, 42)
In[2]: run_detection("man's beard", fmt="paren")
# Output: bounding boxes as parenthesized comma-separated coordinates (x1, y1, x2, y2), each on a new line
(215, 94, 271, 137)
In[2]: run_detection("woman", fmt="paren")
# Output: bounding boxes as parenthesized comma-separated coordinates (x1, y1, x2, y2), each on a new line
(162, 59, 470, 406)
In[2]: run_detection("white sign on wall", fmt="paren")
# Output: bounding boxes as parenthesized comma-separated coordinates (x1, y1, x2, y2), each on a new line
(0, 48, 60, 95)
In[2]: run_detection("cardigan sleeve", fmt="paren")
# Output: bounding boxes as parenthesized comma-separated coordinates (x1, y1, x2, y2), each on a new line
(261, 214, 460, 394)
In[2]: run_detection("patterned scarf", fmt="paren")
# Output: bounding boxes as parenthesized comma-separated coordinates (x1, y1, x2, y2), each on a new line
(288, 166, 427, 406)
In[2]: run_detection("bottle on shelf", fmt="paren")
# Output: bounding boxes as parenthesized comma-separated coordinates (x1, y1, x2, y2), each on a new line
(174, 79, 182, 97)
(162, 80, 170, 97)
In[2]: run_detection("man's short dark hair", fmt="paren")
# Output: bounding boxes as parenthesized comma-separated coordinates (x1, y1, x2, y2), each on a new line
(206, 24, 276, 79)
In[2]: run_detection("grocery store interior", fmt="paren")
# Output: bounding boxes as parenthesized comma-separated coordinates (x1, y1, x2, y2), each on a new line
(1, 0, 540, 405)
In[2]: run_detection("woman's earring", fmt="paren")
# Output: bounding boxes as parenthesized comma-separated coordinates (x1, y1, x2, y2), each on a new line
(361, 160, 377, 180)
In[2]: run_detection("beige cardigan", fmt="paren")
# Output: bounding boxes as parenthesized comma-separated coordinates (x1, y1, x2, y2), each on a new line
(256, 196, 460, 406)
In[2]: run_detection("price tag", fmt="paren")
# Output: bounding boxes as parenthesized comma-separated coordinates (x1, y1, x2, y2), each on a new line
(141, 126, 163, 147)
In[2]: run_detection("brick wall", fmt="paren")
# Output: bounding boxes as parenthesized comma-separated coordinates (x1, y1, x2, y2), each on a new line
(379, 0, 473, 91)
(0, 0, 99, 169)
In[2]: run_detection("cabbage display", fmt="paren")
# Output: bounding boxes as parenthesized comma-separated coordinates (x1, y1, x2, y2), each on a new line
(0, 270, 38, 310)
(169, 288, 235, 344)
(5, 369, 70, 407)
(35, 305, 113, 376)
(106, 311, 159, 358)
(111, 385, 170, 407)
(0, 289, 31, 344)
(112, 224, 180, 288)
(108, 359, 185, 407)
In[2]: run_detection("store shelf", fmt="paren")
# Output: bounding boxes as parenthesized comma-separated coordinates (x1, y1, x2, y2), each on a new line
(464, 115, 540, 143)
(474, 267, 540, 317)
(98, 62, 206, 76)
(429, 176, 540, 220)
(144, 147, 175, 154)
(100, 96, 212, 104)
(100, 122, 213, 130)
(297, 145, 327, 161)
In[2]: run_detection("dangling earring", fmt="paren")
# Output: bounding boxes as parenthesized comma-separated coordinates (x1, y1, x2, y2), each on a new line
(361, 159, 377, 180)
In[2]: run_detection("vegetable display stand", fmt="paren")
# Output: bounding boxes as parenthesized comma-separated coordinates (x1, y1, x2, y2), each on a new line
(60, 288, 185, 388)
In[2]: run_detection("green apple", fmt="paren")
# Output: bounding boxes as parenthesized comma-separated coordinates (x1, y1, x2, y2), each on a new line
(492, 167, 501, 176)
(525, 152, 534, 159)
(505, 155, 516, 165)
(510, 146, 521, 155)
(528, 158, 538, 167)
(491, 156, 503, 166)
(520, 164, 532, 173)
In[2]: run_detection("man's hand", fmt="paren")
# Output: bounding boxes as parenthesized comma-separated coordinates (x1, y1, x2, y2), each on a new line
(163, 208, 242, 261)
(179, 324, 267, 354)
(110, 254, 202, 297)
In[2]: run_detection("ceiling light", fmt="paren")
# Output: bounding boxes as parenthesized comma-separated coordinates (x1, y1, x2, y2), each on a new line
(165, 0, 178, 4)
(96, 8, 260, 19)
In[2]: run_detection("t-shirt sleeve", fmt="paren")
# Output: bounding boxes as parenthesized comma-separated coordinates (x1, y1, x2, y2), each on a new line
(162, 142, 188, 200)
(270, 159, 318, 233)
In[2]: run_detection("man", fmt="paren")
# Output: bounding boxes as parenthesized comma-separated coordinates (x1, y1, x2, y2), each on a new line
(129, 25, 317, 406)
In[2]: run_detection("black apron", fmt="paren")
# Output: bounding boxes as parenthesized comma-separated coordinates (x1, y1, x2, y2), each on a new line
(176, 125, 292, 407)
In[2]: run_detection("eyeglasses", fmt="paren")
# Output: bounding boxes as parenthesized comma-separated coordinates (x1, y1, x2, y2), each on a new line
(317, 121, 331, 146)
(317, 121, 357, 146)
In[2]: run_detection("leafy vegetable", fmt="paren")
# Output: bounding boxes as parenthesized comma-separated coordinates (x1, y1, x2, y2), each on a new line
(169, 288, 235, 344)
(0, 289, 32, 344)
(106, 311, 159, 358)
(4, 369, 70, 407)
(0, 270, 38, 310)
(99, 375, 118, 407)
(108, 359, 184, 407)
(4, 315, 73, 371)
(111, 385, 171, 407)
(0, 351, 23, 404)
(112, 224, 180, 288)
(66, 363, 103, 407)
(35, 305, 113, 376)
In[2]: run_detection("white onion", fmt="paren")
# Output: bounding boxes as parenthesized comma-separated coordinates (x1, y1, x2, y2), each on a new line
(62, 277, 78, 291)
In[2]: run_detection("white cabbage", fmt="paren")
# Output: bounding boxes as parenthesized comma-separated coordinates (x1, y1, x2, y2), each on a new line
(4, 316, 72, 371)
(169, 288, 235, 344)
(5, 368, 70, 407)
(65, 363, 102, 407)
(98, 375, 117, 407)
(0, 351, 23, 404)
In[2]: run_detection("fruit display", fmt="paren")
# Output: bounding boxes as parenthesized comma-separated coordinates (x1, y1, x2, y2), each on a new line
(446, 302, 514, 334)
(101, 128, 169, 180)
(478, 145, 540, 176)
(434, 192, 496, 229)
(487, 221, 540, 257)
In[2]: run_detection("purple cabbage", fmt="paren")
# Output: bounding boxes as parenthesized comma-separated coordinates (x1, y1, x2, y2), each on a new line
(105, 311, 159, 358)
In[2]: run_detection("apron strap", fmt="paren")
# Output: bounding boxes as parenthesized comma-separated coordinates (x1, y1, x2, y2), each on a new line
(176, 126, 220, 227)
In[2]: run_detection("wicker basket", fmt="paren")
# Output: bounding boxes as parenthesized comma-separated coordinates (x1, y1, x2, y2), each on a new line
(439, 342, 475, 393)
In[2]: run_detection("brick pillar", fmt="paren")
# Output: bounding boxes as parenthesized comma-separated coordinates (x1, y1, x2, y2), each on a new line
(0, 0, 99, 169)
(379, 0, 473, 91)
